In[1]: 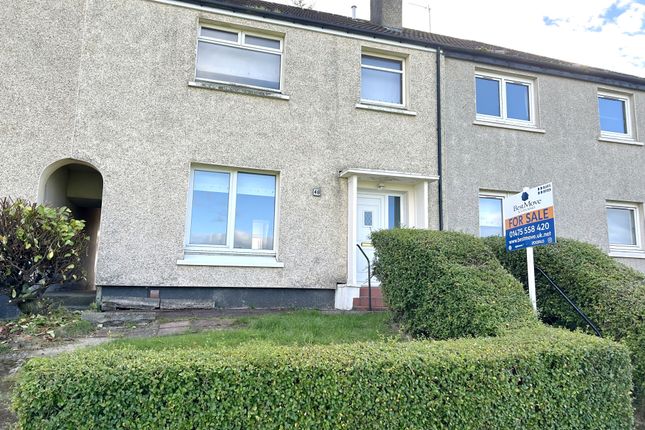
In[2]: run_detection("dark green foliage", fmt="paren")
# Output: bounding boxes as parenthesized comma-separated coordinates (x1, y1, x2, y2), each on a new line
(13, 328, 633, 429)
(485, 236, 645, 402)
(0, 198, 88, 304)
(372, 229, 537, 339)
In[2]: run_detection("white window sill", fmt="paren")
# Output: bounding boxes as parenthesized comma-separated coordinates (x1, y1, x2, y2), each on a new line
(188, 81, 290, 101)
(177, 253, 284, 268)
(355, 103, 417, 116)
(473, 119, 545, 134)
(609, 250, 645, 259)
(598, 136, 643, 146)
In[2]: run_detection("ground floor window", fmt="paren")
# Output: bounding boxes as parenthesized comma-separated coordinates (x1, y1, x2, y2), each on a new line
(606, 201, 642, 252)
(187, 167, 277, 251)
(479, 194, 505, 237)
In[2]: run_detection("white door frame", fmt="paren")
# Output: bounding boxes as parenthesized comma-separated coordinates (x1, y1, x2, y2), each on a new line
(337, 169, 437, 310)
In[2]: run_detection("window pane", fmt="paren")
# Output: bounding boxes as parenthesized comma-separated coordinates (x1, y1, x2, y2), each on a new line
(245, 35, 281, 50)
(479, 197, 503, 237)
(189, 171, 230, 245)
(599, 97, 627, 134)
(506, 82, 530, 121)
(476, 77, 501, 117)
(234, 173, 276, 250)
(196, 41, 281, 90)
(388, 196, 401, 229)
(607, 207, 637, 246)
(200, 28, 238, 42)
(361, 68, 402, 104)
(361, 55, 402, 71)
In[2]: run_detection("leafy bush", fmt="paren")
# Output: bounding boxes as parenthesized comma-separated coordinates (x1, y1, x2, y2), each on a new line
(372, 229, 536, 339)
(13, 328, 633, 429)
(485, 236, 645, 403)
(0, 198, 88, 304)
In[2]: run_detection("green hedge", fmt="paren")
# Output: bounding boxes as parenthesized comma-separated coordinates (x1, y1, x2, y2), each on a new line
(372, 229, 537, 339)
(485, 237, 645, 402)
(14, 328, 633, 429)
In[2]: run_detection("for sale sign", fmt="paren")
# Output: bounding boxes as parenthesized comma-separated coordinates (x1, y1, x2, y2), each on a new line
(503, 183, 556, 252)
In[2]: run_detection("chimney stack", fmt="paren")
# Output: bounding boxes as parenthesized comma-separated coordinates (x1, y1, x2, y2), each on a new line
(370, 0, 402, 28)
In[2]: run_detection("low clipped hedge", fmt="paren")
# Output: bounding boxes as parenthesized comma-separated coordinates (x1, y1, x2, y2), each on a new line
(485, 237, 645, 404)
(372, 229, 537, 339)
(14, 328, 633, 429)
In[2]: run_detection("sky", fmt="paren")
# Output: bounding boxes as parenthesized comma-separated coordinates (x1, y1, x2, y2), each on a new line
(273, 0, 645, 78)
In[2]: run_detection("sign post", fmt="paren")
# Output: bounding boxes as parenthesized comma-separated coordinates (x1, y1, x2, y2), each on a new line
(503, 183, 556, 313)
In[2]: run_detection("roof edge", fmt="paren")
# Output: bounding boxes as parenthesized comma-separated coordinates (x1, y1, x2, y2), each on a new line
(174, 0, 645, 90)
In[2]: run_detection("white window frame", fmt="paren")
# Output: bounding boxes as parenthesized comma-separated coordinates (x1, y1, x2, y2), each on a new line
(183, 165, 280, 258)
(478, 191, 511, 237)
(360, 51, 406, 108)
(195, 25, 284, 92)
(598, 90, 634, 141)
(475, 72, 536, 127)
(606, 201, 643, 255)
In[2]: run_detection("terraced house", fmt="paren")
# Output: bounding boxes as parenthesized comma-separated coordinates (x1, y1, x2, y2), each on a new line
(1, 0, 644, 310)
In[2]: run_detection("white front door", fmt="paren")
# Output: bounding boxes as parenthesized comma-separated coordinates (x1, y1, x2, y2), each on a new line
(356, 194, 386, 285)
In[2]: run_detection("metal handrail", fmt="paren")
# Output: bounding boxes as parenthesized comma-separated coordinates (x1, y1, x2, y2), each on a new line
(535, 266, 602, 337)
(356, 244, 372, 311)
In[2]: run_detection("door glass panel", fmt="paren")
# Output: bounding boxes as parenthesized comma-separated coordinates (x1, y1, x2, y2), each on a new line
(234, 173, 276, 250)
(189, 171, 230, 245)
(388, 196, 401, 229)
(364, 211, 373, 226)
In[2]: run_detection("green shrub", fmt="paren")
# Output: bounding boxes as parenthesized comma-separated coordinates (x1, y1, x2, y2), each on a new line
(13, 328, 633, 429)
(0, 198, 88, 305)
(372, 229, 536, 339)
(485, 236, 645, 402)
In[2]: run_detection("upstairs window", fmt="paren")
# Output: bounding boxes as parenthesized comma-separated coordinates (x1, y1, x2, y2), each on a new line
(361, 54, 404, 106)
(196, 26, 283, 91)
(476, 72, 534, 125)
(598, 91, 633, 140)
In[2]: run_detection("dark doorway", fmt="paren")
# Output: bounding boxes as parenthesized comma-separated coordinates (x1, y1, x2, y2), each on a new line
(42, 162, 103, 290)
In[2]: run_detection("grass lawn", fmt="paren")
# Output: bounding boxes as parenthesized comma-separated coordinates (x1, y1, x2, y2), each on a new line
(104, 310, 399, 350)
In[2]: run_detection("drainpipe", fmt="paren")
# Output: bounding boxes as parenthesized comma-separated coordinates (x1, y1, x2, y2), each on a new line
(436, 48, 444, 230)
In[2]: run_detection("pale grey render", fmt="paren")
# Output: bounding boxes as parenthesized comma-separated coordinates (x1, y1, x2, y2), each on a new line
(442, 58, 645, 272)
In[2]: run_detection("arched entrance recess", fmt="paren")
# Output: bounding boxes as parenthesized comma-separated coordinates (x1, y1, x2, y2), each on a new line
(39, 159, 103, 290)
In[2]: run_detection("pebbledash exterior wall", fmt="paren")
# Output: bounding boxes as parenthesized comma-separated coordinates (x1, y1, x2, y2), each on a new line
(0, 0, 439, 309)
(1, 0, 644, 310)
(441, 58, 645, 273)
